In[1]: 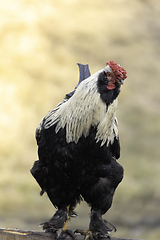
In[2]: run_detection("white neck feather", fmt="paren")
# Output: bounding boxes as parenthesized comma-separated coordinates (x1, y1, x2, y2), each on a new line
(38, 70, 119, 146)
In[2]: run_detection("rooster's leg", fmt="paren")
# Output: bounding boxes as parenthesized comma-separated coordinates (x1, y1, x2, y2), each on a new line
(75, 210, 116, 240)
(89, 210, 116, 238)
(41, 206, 75, 239)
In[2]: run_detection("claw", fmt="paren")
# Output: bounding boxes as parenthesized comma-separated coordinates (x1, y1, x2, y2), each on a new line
(75, 229, 108, 240)
(74, 229, 88, 235)
(56, 229, 75, 240)
(65, 229, 76, 239)
(74, 228, 111, 240)
(74, 229, 92, 240)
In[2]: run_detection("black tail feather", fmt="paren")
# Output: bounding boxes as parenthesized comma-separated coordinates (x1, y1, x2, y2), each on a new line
(66, 63, 91, 98)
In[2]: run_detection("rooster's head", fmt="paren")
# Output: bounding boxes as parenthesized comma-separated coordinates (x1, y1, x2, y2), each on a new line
(104, 61, 127, 90)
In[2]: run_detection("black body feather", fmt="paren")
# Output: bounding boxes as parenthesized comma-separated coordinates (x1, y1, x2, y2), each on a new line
(32, 124, 123, 213)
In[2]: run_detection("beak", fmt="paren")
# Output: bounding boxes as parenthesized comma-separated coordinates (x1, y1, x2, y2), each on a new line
(120, 79, 124, 85)
(116, 79, 124, 85)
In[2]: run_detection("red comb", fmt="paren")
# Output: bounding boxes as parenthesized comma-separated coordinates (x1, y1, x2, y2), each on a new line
(106, 60, 127, 80)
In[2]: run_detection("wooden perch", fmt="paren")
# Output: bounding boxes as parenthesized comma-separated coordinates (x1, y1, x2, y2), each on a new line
(0, 228, 144, 240)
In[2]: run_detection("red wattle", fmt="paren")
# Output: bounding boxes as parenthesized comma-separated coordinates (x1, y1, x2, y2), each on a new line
(107, 83, 115, 90)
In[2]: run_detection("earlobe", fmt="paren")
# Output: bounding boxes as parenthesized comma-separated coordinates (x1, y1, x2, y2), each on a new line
(106, 83, 116, 90)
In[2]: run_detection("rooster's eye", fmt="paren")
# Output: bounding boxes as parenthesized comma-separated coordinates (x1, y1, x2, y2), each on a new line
(106, 72, 111, 77)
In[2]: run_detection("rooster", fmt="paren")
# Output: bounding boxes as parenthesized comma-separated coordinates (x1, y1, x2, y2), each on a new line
(31, 61, 127, 239)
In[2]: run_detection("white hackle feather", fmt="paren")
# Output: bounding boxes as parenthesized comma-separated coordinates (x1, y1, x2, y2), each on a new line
(37, 68, 119, 147)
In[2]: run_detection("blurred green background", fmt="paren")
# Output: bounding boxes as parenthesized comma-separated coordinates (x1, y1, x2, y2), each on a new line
(0, 0, 160, 239)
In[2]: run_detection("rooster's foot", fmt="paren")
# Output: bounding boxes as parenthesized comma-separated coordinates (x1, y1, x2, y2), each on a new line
(41, 221, 75, 239)
(75, 211, 116, 240)
(40, 218, 75, 239)
(56, 228, 75, 240)
(74, 229, 110, 240)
